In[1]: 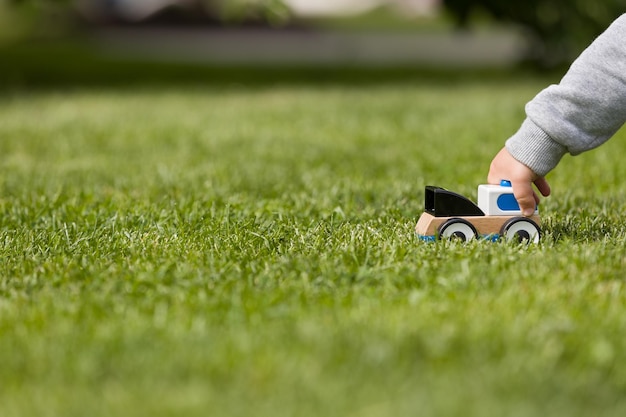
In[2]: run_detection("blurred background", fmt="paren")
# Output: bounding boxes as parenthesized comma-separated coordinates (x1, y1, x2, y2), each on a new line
(1, 0, 625, 86)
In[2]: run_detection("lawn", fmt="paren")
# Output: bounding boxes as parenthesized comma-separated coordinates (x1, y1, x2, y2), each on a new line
(2, 66, 626, 417)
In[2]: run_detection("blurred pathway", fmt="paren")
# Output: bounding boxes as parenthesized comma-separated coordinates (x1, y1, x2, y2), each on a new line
(93, 26, 526, 67)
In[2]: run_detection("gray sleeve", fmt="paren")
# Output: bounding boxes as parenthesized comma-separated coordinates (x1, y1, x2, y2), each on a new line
(506, 13, 626, 177)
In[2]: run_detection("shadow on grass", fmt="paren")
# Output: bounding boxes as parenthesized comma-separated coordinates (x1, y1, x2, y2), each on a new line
(0, 39, 563, 91)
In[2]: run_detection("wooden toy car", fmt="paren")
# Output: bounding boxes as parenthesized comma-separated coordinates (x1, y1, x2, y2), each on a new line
(415, 181, 541, 243)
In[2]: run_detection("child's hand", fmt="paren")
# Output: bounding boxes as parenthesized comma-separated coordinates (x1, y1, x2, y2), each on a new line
(488, 147, 551, 216)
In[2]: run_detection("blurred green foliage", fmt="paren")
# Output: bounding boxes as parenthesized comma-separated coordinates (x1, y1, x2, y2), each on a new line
(0, 0, 73, 44)
(212, 0, 291, 26)
(443, 0, 626, 66)
(4, 0, 626, 67)
(0, 0, 291, 45)
(0, 1, 31, 43)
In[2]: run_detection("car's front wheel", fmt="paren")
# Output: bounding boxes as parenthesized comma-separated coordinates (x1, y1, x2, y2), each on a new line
(499, 217, 541, 243)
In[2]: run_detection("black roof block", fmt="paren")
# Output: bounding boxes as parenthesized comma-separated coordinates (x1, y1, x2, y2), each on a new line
(424, 186, 485, 217)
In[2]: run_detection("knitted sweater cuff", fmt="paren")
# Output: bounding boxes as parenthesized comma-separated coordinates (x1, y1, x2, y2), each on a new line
(505, 118, 568, 177)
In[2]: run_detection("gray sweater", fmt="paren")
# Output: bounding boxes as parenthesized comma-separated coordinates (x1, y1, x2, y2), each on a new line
(506, 14, 626, 177)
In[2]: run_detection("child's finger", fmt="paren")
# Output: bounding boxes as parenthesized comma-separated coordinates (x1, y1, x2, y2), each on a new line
(512, 181, 538, 217)
(534, 177, 551, 197)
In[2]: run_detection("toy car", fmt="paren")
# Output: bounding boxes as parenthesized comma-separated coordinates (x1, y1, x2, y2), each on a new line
(415, 180, 541, 243)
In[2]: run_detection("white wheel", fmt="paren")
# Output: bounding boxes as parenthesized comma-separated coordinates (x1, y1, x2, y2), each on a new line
(438, 218, 478, 242)
(500, 217, 541, 243)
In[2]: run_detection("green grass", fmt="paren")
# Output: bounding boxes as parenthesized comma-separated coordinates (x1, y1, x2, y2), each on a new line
(3, 70, 626, 417)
